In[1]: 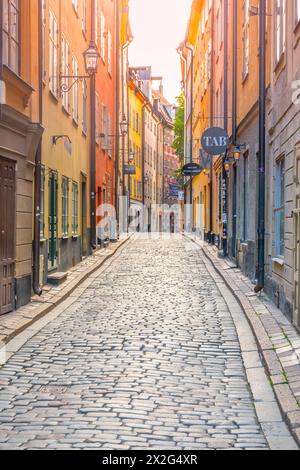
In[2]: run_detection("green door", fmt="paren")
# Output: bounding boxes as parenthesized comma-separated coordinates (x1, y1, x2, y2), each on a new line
(48, 172, 58, 271)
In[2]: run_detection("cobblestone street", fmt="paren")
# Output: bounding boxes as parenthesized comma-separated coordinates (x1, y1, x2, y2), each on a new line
(0, 237, 298, 450)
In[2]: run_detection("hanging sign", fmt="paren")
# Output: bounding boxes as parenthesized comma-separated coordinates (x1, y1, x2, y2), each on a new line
(124, 165, 136, 175)
(201, 127, 229, 156)
(182, 163, 202, 177)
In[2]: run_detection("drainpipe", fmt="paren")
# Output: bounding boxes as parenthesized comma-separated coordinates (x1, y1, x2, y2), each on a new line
(162, 123, 165, 205)
(126, 58, 131, 230)
(222, 0, 229, 257)
(185, 44, 194, 209)
(255, 0, 266, 293)
(0, 1, 4, 120)
(114, 0, 120, 228)
(142, 104, 145, 205)
(209, 2, 214, 243)
(32, 0, 44, 296)
(232, 0, 237, 146)
(90, 0, 96, 249)
(231, 0, 238, 259)
(185, 44, 194, 234)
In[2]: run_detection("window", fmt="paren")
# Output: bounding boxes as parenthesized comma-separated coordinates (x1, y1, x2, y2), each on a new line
(72, 183, 79, 236)
(49, 10, 59, 97)
(2, 0, 20, 74)
(72, 56, 79, 122)
(40, 167, 45, 238)
(216, 2, 223, 52)
(101, 104, 108, 150)
(82, 79, 87, 134)
(42, 0, 46, 80)
(95, 93, 100, 144)
(107, 176, 112, 205)
(108, 30, 112, 75)
(107, 112, 112, 156)
(243, 153, 248, 241)
(274, 158, 285, 257)
(296, 0, 300, 24)
(61, 36, 70, 112)
(82, 0, 87, 34)
(95, 0, 98, 46)
(62, 177, 69, 237)
(242, 0, 250, 79)
(72, 0, 78, 13)
(100, 12, 106, 62)
(275, 0, 286, 63)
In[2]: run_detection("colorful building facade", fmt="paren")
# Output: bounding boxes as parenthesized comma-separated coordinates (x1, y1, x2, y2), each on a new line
(39, 0, 92, 282)
(0, 0, 43, 312)
(180, 0, 300, 328)
(95, 0, 116, 241)
(128, 73, 145, 209)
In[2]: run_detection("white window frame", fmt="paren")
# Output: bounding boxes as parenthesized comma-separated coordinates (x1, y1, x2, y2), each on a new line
(49, 10, 59, 98)
(100, 12, 106, 63)
(296, 0, 300, 24)
(62, 177, 69, 237)
(275, 0, 286, 64)
(108, 30, 112, 75)
(72, 55, 79, 123)
(61, 36, 70, 112)
(242, 0, 250, 80)
(72, 182, 79, 236)
(274, 157, 285, 258)
(82, 78, 88, 134)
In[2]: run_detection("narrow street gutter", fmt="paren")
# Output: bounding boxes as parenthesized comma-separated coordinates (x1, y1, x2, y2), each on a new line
(0, 236, 132, 348)
(185, 234, 300, 447)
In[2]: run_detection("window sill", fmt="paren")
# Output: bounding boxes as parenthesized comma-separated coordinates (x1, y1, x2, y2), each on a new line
(62, 235, 69, 240)
(242, 71, 249, 85)
(62, 105, 71, 116)
(274, 52, 286, 79)
(49, 89, 59, 103)
(72, 234, 79, 240)
(3, 65, 34, 107)
(294, 20, 300, 47)
(272, 257, 285, 267)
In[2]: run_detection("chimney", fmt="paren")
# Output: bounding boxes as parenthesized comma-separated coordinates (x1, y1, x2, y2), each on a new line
(159, 81, 163, 96)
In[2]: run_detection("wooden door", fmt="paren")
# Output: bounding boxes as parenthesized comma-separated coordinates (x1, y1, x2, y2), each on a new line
(0, 157, 16, 315)
(48, 172, 58, 271)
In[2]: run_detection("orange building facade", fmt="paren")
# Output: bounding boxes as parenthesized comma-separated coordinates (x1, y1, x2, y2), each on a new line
(95, 0, 116, 232)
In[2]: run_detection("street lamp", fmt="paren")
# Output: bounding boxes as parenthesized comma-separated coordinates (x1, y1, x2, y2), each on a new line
(233, 146, 241, 162)
(83, 41, 100, 76)
(224, 159, 231, 174)
(120, 116, 129, 137)
(60, 41, 100, 93)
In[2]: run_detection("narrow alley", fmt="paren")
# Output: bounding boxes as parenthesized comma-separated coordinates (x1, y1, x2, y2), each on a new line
(0, 238, 297, 450)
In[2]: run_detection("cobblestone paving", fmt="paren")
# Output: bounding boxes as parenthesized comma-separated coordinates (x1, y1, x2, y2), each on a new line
(0, 237, 275, 449)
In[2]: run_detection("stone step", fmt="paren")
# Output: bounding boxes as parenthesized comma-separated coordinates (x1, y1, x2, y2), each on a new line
(47, 272, 68, 286)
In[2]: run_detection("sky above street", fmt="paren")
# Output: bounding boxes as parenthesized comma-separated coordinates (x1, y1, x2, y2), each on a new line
(129, 0, 192, 104)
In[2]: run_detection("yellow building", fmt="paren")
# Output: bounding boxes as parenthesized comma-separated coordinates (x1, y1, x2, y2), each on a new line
(179, 0, 210, 238)
(40, 0, 92, 282)
(128, 76, 145, 207)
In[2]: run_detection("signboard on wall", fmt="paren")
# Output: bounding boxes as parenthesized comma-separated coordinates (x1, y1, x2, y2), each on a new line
(201, 127, 229, 156)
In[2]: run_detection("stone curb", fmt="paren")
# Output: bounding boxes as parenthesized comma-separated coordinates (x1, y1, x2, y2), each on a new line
(185, 234, 300, 448)
(0, 236, 131, 347)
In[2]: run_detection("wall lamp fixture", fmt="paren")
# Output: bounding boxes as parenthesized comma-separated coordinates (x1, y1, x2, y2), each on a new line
(60, 41, 100, 94)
